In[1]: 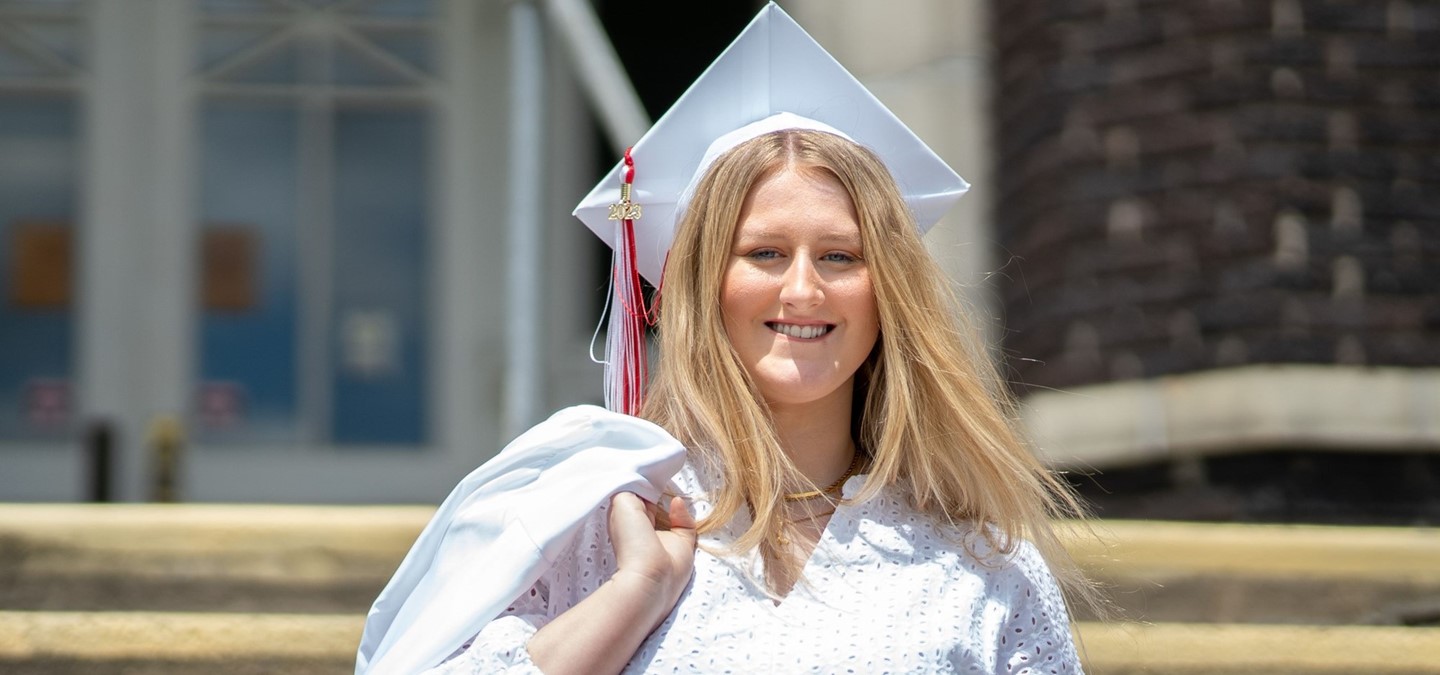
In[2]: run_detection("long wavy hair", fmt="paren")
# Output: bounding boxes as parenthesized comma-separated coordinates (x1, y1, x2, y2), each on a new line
(641, 128, 1096, 607)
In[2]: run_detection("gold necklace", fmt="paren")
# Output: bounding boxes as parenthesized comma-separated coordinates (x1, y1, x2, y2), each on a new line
(782, 451, 862, 502)
(784, 507, 836, 523)
(776, 506, 837, 547)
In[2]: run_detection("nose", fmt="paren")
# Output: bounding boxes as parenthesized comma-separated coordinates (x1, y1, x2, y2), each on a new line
(779, 257, 823, 309)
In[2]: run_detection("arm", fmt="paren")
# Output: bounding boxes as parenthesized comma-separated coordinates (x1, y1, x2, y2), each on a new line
(426, 493, 695, 675)
(525, 493, 697, 675)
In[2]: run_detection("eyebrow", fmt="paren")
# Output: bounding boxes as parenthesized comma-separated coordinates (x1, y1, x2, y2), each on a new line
(734, 228, 863, 245)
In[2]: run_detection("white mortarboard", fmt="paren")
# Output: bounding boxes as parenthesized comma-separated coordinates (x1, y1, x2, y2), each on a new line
(573, 1, 969, 414)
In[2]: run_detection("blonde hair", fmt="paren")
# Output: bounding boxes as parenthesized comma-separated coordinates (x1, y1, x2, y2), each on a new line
(641, 129, 1096, 608)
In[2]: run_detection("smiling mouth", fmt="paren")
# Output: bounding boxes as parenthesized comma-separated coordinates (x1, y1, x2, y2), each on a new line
(766, 322, 834, 339)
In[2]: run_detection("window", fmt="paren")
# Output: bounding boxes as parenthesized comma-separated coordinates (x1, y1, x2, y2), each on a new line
(0, 0, 85, 440)
(195, 0, 435, 444)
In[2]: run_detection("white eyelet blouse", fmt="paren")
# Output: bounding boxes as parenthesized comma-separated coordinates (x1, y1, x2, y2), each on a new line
(427, 463, 1082, 674)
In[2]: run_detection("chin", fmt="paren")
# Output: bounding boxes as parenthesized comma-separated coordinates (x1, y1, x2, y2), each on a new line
(753, 372, 854, 409)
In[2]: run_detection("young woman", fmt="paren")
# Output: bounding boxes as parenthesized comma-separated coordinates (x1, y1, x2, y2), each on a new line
(358, 6, 1096, 674)
(426, 126, 1093, 674)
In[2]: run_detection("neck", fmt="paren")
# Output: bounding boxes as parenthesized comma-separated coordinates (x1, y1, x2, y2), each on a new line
(767, 380, 857, 489)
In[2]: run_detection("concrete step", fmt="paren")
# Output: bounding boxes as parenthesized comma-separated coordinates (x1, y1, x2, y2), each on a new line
(0, 504, 427, 613)
(0, 611, 356, 675)
(1064, 520, 1440, 625)
(2, 612, 1437, 675)
(3, 504, 1438, 624)
(1079, 621, 1440, 675)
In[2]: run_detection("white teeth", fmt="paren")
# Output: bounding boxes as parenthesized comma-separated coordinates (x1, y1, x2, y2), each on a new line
(771, 323, 830, 339)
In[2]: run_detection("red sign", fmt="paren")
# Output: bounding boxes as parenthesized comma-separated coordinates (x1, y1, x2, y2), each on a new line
(24, 378, 69, 428)
(198, 381, 246, 429)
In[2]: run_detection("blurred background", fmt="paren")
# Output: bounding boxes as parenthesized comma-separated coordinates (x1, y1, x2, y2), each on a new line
(3, 0, 1437, 516)
(0, 0, 1437, 672)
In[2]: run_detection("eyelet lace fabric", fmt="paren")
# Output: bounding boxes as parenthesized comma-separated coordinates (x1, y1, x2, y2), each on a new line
(427, 465, 1082, 674)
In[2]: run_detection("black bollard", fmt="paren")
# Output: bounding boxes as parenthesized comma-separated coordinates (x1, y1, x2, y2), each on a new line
(85, 419, 114, 502)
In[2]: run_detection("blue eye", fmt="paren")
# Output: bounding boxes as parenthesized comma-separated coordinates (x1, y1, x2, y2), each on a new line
(822, 252, 859, 263)
(748, 249, 780, 260)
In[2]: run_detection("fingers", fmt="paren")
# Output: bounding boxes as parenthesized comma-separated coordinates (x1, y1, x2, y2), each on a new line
(609, 492, 693, 535)
(666, 496, 696, 532)
(665, 496, 698, 553)
(609, 492, 652, 529)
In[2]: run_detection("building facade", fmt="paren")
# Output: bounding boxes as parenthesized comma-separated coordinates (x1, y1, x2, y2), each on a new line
(0, 0, 606, 501)
(0, 0, 996, 503)
(5, 0, 1433, 512)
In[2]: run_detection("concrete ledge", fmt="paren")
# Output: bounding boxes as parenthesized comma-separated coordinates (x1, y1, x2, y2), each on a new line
(0, 503, 431, 583)
(5, 505, 1438, 623)
(0, 504, 430, 614)
(1063, 520, 1440, 583)
(6, 505, 1437, 582)
(2, 612, 1437, 675)
(0, 611, 360, 661)
(1063, 520, 1440, 624)
(1023, 364, 1440, 469)
(1082, 622, 1440, 675)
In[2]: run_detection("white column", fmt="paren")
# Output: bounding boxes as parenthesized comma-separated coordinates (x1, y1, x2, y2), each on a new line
(434, 0, 503, 460)
(146, 0, 198, 486)
(79, 0, 195, 501)
(503, 0, 546, 439)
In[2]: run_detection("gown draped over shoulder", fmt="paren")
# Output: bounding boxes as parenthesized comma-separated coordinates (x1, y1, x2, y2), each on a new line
(430, 462, 1083, 675)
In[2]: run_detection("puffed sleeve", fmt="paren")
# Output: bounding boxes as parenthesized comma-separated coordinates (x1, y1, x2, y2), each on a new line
(423, 502, 620, 674)
(994, 542, 1083, 675)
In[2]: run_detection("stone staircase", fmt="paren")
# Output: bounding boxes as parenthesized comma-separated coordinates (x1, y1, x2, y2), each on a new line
(2, 504, 1438, 674)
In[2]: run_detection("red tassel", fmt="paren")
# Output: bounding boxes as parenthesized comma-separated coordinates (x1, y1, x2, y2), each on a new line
(606, 148, 658, 415)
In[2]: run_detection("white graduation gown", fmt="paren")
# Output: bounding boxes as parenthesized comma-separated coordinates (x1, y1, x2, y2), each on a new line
(354, 405, 686, 675)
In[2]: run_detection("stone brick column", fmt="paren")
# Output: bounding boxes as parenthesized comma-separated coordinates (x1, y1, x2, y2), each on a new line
(992, 0, 1440, 393)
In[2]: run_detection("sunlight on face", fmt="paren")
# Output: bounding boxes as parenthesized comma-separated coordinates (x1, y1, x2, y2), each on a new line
(720, 167, 879, 410)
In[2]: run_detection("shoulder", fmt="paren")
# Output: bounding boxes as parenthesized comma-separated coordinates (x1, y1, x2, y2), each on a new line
(973, 533, 1081, 672)
(949, 524, 1073, 639)
(927, 520, 1076, 655)
(986, 535, 1066, 605)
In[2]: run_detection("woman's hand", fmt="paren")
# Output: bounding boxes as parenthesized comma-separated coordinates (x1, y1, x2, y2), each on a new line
(526, 494, 696, 675)
(607, 492, 698, 628)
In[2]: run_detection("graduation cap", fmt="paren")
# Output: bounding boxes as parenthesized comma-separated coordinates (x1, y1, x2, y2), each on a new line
(573, 1, 969, 415)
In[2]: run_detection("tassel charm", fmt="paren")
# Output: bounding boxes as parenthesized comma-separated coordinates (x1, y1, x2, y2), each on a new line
(608, 182, 643, 221)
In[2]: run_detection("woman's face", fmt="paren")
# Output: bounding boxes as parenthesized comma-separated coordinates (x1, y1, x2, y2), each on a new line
(720, 167, 880, 410)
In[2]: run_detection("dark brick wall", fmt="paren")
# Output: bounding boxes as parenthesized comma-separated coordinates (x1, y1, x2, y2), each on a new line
(993, 0, 1440, 392)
